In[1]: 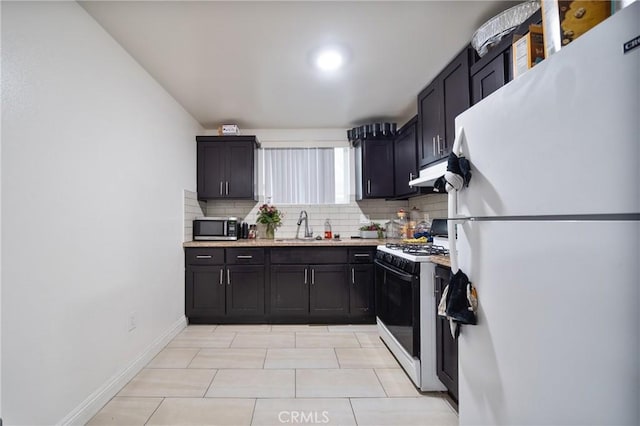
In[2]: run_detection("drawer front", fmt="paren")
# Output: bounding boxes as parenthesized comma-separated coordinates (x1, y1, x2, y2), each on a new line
(226, 248, 265, 265)
(348, 248, 376, 263)
(270, 247, 348, 264)
(185, 248, 225, 265)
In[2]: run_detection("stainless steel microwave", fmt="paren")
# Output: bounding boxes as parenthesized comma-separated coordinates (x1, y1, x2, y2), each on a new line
(193, 217, 238, 241)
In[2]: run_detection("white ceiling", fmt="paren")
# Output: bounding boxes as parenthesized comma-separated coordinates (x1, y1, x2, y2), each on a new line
(80, 1, 517, 130)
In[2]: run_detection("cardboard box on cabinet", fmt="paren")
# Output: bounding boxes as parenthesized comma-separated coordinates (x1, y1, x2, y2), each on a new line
(541, 0, 611, 57)
(512, 24, 545, 78)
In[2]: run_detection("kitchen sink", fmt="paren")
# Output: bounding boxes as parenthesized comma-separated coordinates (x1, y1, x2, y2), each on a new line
(274, 237, 319, 242)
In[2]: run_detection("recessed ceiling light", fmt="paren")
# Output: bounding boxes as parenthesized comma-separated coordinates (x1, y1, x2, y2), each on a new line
(313, 46, 347, 72)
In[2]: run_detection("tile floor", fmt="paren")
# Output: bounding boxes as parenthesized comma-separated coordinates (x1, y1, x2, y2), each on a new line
(87, 324, 458, 425)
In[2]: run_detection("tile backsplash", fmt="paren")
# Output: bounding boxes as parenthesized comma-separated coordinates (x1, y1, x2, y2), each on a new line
(186, 193, 448, 240)
(408, 193, 448, 220)
(183, 189, 205, 242)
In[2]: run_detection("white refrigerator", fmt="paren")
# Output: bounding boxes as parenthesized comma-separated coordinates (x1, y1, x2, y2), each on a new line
(451, 3, 639, 425)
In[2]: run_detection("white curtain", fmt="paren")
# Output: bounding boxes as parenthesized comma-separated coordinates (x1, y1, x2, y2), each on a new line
(264, 148, 336, 204)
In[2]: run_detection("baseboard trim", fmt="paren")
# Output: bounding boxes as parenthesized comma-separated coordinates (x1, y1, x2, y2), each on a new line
(58, 316, 187, 425)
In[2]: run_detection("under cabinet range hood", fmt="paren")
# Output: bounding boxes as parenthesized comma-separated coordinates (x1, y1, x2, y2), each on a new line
(408, 161, 447, 187)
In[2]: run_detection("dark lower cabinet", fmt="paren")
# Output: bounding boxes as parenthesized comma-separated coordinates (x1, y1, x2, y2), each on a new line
(226, 265, 265, 317)
(186, 246, 376, 324)
(186, 265, 225, 318)
(309, 264, 349, 317)
(269, 263, 349, 322)
(348, 248, 376, 320)
(435, 265, 458, 401)
(185, 248, 265, 322)
(349, 264, 375, 317)
(269, 265, 309, 318)
(268, 247, 374, 323)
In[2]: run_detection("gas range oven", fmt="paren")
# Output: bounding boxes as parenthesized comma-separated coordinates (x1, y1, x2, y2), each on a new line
(375, 241, 449, 391)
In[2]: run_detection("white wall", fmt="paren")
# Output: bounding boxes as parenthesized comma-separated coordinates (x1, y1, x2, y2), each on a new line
(1, 2, 202, 424)
(0, 2, 3, 420)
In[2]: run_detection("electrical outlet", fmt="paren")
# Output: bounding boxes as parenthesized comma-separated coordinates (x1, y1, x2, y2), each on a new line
(128, 311, 137, 331)
(359, 214, 371, 224)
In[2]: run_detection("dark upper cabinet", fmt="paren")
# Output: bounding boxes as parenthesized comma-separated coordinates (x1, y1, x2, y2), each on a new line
(417, 80, 440, 168)
(418, 46, 472, 168)
(354, 138, 394, 200)
(435, 265, 458, 401)
(393, 116, 420, 198)
(470, 9, 542, 105)
(196, 136, 258, 200)
(471, 51, 508, 105)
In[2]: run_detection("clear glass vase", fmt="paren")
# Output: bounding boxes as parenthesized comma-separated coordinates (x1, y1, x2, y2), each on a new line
(265, 223, 275, 239)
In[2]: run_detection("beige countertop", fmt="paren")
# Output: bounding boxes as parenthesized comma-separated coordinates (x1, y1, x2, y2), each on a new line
(184, 239, 452, 267)
(429, 255, 451, 268)
(183, 238, 391, 248)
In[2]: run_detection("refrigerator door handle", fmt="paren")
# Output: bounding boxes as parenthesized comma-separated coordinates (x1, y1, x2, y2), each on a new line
(448, 126, 467, 273)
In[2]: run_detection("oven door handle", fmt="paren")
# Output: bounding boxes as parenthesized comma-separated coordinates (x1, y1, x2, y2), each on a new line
(374, 259, 415, 282)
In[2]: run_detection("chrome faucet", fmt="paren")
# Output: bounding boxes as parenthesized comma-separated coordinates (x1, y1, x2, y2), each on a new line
(296, 210, 312, 239)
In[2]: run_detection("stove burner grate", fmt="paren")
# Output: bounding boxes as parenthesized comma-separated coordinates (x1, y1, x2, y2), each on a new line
(385, 242, 449, 256)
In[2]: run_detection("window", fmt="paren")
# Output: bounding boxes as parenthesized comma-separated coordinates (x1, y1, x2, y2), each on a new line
(263, 147, 350, 204)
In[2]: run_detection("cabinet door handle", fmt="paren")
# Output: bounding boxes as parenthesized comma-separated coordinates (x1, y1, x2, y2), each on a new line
(220, 181, 223, 195)
(437, 135, 445, 154)
(196, 255, 212, 259)
(311, 269, 315, 285)
(304, 268, 308, 284)
(227, 269, 231, 285)
(354, 254, 370, 258)
(225, 181, 229, 195)
(367, 179, 371, 194)
(219, 269, 224, 285)
(236, 255, 253, 259)
(409, 172, 414, 181)
(433, 272, 438, 296)
(352, 268, 355, 285)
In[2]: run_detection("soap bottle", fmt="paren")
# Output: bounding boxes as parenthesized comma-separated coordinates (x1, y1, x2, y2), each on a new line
(324, 219, 333, 239)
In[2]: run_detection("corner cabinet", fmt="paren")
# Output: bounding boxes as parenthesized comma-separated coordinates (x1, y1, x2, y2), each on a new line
(418, 46, 472, 169)
(196, 135, 258, 200)
(354, 137, 394, 200)
(434, 265, 458, 401)
(393, 116, 420, 198)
